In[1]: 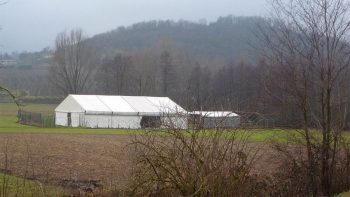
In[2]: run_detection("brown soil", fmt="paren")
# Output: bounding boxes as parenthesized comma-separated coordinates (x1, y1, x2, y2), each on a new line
(0, 133, 279, 192)
(0, 134, 135, 190)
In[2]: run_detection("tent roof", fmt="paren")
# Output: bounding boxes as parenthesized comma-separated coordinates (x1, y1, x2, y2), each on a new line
(191, 111, 239, 117)
(55, 95, 187, 115)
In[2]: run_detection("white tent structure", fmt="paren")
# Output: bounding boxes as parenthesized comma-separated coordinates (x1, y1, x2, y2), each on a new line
(55, 95, 188, 129)
(190, 111, 240, 128)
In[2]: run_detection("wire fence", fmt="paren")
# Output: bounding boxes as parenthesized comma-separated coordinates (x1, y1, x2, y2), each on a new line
(16, 110, 282, 129)
(17, 110, 55, 128)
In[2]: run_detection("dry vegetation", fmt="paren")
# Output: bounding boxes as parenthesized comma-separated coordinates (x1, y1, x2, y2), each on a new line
(130, 128, 264, 196)
(0, 132, 281, 196)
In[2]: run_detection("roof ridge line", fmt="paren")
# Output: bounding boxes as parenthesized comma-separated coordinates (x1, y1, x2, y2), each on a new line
(145, 96, 157, 107)
(96, 95, 113, 113)
(145, 96, 169, 114)
(121, 96, 138, 113)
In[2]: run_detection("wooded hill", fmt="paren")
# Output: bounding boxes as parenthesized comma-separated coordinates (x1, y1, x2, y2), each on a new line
(0, 15, 265, 99)
(87, 15, 263, 61)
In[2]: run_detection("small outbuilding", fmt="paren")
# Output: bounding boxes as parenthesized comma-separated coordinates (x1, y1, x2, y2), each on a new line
(190, 111, 240, 129)
(55, 95, 188, 129)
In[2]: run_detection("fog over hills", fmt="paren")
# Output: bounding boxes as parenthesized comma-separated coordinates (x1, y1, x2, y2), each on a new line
(2, 15, 265, 63)
(0, 0, 267, 52)
(87, 16, 264, 62)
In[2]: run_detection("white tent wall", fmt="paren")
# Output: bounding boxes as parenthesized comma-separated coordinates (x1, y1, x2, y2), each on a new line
(71, 113, 81, 127)
(55, 95, 85, 127)
(55, 112, 82, 127)
(82, 114, 109, 128)
(82, 114, 141, 129)
(55, 112, 67, 126)
(111, 115, 141, 129)
(81, 114, 186, 129)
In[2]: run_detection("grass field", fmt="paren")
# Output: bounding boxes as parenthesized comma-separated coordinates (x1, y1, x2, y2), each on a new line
(0, 102, 345, 142)
(0, 103, 56, 116)
(0, 103, 278, 141)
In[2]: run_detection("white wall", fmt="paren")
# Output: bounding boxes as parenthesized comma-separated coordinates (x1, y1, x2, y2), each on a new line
(82, 114, 141, 129)
(82, 114, 110, 128)
(55, 112, 67, 126)
(71, 113, 81, 127)
(55, 112, 82, 127)
(111, 115, 141, 129)
(56, 112, 188, 129)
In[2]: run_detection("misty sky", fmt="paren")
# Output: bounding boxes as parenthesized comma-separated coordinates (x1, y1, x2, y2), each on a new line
(0, 0, 267, 53)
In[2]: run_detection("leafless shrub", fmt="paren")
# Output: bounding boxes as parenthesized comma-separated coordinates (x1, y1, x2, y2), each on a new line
(128, 115, 265, 196)
(267, 132, 350, 196)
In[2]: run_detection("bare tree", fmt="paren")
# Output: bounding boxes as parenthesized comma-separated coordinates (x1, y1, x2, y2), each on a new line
(160, 51, 175, 96)
(260, 0, 350, 195)
(95, 53, 134, 95)
(130, 49, 161, 96)
(187, 63, 211, 110)
(50, 29, 96, 95)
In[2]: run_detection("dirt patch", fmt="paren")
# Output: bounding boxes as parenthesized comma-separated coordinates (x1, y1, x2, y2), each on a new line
(0, 133, 135, 191)
(0, 133, 279, 192)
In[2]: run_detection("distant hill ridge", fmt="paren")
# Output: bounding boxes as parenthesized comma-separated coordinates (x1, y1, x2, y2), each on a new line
(87, 15, 265, 61)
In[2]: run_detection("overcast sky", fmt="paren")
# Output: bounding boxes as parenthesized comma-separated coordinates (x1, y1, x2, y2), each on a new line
(0, 0, 268, 53)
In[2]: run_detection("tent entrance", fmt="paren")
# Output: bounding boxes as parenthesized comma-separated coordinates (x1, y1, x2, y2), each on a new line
(140, 116, 161, 129)
(67, 113, 72, 127)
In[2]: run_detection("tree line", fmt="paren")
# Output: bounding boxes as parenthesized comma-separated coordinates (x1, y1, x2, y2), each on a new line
(49, 29, 265, 119)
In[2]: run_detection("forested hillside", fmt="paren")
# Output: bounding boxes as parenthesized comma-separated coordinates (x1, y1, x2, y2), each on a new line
(88, 15, 263, 61)
(0, 15, 265, 96)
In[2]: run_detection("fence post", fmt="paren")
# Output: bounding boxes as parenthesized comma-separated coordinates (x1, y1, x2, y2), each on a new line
(17, 110, 21, 123)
